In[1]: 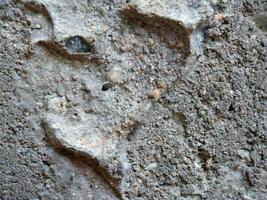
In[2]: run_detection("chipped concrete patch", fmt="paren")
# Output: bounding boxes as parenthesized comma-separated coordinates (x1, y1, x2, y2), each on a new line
(28, 0, 215, 193)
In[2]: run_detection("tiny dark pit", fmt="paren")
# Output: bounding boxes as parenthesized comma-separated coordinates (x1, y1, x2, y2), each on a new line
(65, 35, 94, 53)
(228, 104, 235, 112)
(102, 82, 113, 91)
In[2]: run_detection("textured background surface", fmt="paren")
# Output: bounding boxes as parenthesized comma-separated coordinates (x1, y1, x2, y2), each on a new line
(0, 0, 266, 199)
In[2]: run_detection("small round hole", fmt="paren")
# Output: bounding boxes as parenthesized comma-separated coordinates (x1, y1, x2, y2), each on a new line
(228, 104, 234, 112)
(102, 82, 113, 91)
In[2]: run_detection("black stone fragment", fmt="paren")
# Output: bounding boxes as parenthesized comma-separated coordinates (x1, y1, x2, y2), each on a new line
(102, 82, 113, 91)
(65, 35, 94, 53)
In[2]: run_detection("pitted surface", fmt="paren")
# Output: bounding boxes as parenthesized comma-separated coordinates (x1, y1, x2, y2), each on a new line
(0, 0, 266, 199)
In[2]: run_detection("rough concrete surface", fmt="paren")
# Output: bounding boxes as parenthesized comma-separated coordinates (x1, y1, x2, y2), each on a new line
(0, 0, 266, 199)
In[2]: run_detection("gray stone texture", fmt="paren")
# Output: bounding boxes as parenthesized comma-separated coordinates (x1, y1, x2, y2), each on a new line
(0, 0, 266, 199)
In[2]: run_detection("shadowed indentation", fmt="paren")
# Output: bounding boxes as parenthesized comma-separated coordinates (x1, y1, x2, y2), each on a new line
(253, 12, 267, 33)
(172, 112, 187, 128)
(22, 1, 100, 63)
(119, 5, 192, 59)
(41, 119, 124, 199)
(22, 1, 53, 29)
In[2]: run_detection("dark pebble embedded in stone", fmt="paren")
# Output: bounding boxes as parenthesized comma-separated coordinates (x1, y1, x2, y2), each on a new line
(102, 82, 113, 91)
(65, 35, 94, 53)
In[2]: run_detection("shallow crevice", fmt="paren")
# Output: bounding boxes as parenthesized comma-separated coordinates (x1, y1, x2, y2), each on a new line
(38, 40, 100, 63)
(22, 1, 100, 63)
(119, 5, 192, 59)
(41, 120, 123, 199)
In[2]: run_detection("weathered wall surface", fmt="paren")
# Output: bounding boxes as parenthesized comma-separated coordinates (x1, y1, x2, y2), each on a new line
(0, 0, 266, 199)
